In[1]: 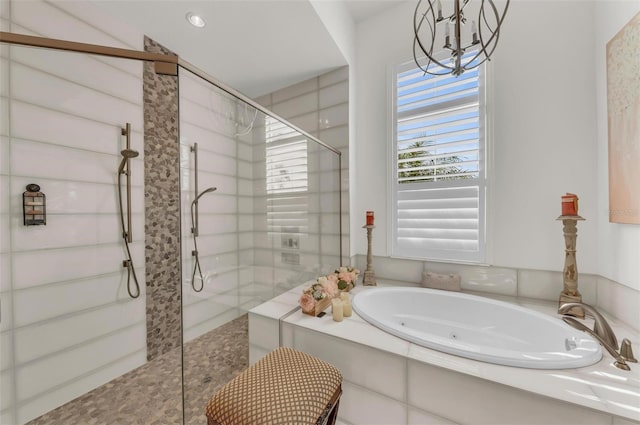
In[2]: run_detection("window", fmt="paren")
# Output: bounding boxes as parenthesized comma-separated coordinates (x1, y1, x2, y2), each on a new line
(265, 116, 309, 236)
(392, 54, 486, 263)
(265, 116, 308, 195)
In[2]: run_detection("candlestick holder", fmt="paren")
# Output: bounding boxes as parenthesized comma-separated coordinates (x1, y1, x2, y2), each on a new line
(556, 215, 585, 318)
(362, 225, 377, 286)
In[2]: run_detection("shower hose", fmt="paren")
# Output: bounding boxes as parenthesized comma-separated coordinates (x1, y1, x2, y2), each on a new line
(189, 187, 216, 292)
(118, 167, 140, 299)
(190, 201, 205, 292)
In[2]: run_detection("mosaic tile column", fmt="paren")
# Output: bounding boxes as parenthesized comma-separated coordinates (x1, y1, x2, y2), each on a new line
(143, 37, 181, 360)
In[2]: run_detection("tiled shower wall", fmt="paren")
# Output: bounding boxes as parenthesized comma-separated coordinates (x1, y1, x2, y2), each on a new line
(254, 66, 350, 276)
(0, 1, 146, 423)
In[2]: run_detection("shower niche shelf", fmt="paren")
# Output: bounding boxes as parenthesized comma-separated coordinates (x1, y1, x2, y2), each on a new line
(23, 184, 46, 226)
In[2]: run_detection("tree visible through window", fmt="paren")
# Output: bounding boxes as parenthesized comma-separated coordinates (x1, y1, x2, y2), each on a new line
(398, 140, 468, 183)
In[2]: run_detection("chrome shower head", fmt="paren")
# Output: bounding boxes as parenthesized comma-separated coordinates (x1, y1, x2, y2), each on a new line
(118, 149, 139, 174)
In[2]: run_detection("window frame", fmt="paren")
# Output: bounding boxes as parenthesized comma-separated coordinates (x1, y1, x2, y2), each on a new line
(389, 57, 488, 264)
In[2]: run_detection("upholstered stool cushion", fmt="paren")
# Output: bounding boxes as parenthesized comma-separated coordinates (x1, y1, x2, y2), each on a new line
(205, 347, 343, 425)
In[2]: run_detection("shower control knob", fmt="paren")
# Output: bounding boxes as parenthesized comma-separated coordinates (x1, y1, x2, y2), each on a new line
(26, 183, 40, 192)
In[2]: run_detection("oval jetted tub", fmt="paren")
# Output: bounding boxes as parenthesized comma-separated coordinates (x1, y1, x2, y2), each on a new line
(352, 287, 602, 369)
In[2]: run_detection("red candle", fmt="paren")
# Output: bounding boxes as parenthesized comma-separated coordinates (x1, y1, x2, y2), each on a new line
(366, 211, 374, 226)
(561, 193, 579, 216)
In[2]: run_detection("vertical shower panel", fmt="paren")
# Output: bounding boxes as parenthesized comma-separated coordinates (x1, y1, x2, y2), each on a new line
(179, 69, 244, 344)
(3, 43, 147, 425)
(0, 1, 162, 423)
(0, 7, 12, 425)
(252, 119, 343, 288)
(254, 66, 349, 269)
(178, 66, 342, 423)
(179, 68, 343, 341)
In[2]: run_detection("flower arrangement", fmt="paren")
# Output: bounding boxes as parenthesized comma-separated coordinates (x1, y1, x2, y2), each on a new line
(333, 266, 360, 291)
(299, 266, 360, 315)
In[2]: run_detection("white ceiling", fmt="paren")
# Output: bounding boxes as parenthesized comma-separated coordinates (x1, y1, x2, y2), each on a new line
(92, 0, 406, 98)
(345, 0, 405, 23)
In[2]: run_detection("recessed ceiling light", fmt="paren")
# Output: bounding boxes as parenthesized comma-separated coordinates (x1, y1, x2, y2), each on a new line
(186, 12, 206, 28)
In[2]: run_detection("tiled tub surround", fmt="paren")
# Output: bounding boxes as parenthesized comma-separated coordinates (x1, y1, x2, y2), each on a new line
(249, 282, 640, 424)
(351, 255, 640, 332)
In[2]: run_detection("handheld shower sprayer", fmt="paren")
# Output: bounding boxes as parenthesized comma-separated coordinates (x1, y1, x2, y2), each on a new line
(117, 149, 139, 175)
(118, 148, 139, 242)
(191, 187, 217, 292)
(192, 187, 217, 205)
(117, 145, 140, 299)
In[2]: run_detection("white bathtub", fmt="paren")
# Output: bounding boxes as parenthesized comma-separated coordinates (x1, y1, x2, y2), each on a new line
(352, 287, 603, 369)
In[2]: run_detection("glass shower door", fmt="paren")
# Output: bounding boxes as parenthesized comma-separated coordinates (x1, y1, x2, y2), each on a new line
(0, 42, 168, 424)
(178, 66, 343, 423)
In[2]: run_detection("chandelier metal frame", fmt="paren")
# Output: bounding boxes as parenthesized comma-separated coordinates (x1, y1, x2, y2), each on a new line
(413, 0, 510, 76)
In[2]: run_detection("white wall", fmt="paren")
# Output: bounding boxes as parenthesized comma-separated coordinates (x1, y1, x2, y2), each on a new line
(309, 0, 358, 259)
(594, 1, 640, 291)
(354, 1, 611, 277)
(354, 1, 410, 259)
(309, 0, 356, 64)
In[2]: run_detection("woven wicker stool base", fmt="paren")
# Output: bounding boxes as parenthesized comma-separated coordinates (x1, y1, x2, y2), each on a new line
(205, 347, 343, 425)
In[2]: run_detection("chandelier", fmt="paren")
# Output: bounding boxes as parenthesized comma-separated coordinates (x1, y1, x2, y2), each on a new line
(413, 0, 510, 76)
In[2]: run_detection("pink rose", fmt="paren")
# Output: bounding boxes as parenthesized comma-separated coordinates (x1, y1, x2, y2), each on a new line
(327, 274, 338, 283)
(299, 293, 316, 312)
(323, 280, 339, 299)
(338, 271, 352, 283)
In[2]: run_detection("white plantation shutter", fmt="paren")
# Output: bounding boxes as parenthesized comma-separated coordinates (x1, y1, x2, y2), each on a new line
(265, 117, 308, 194)
(265, 116, 309, 235)
(393, 56, 486, 262)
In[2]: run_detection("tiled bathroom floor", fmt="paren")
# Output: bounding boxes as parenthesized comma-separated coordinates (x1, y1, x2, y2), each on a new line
(27, 314, 249, 425)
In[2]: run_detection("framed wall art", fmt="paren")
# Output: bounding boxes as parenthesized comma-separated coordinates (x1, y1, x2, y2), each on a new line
(607, 11, 640, 224)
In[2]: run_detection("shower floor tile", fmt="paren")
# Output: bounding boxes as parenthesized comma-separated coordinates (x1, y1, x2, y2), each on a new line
(26, 314, 249, 425)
